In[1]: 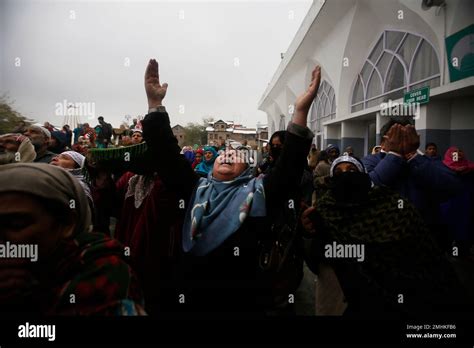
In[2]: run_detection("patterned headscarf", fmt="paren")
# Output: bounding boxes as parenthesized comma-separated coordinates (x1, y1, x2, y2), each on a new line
(182, 168, 266, 256)
(329, 152, 366, 177)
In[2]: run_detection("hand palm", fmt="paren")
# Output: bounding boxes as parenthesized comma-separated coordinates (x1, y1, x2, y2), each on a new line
(145, 59, 168, 104)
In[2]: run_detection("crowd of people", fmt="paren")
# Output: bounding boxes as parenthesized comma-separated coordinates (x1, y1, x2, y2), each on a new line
(0, 59, 473, 317)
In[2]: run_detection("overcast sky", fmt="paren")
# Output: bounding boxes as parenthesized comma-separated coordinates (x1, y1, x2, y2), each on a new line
(0, 0, 312, 129)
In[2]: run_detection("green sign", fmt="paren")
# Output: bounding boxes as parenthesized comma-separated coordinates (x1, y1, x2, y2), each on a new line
(445, 24, 474, 82)
(404, 86, 430, 105)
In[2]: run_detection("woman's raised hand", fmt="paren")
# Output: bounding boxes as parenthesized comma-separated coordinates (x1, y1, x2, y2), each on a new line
(145, 59, 168, 108)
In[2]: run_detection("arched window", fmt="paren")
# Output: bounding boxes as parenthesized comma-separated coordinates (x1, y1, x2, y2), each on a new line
(309, 80, 336, 133)
(351, 30, 440, 112)
(279, 115, 286, 131)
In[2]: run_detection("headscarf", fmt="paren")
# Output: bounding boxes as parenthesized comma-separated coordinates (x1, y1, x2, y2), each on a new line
(443, 146, 474, 173)
(0, 163, 145, 316)
(182, 168, 266, 256)
(268, 131, 286, 163)
(0, 163, 92, 235)
(326, 144, 340, 157)
(194, 146, 218, 176)
(330, 152, 366, 177)
(329, 154, 372, 206)
(192, 149, 203, 169)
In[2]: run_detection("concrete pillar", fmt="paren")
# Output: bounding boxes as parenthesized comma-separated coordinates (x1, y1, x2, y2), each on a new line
(325, 124, 341, 149)
(341, 121, 365, 158)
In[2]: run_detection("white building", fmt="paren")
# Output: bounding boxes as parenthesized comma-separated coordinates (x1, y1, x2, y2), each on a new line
(259, 0, 474, 157)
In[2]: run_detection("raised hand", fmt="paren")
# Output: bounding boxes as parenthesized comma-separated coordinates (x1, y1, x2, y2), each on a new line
(293, 65, 321, 127)
(401, 124, 420, 158)
(144, 59, 168, 108)
(383, 123, 405, 155)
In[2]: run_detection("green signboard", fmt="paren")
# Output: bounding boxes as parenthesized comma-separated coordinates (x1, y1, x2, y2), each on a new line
(445, 24, 474, 82)
(404, 86, 430, 105)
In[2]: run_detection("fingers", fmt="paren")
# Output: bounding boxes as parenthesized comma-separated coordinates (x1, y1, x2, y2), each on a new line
(145, 58, 159, 81)
(311, 65, 321, 81)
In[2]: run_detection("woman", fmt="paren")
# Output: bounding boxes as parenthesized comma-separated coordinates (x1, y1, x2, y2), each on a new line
(440, 146, 474, 258)
(141, 59, 319, 316)
(301, 154, 464, 316)
(191, 148, 203, 169)
(0, 163, 145, 316)
(194, 145, 218, 177)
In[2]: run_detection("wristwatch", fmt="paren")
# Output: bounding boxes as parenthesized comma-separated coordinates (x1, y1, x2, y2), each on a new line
(148, 106, 166, 114)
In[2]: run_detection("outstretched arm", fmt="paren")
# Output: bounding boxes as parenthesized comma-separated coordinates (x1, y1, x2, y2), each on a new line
(141, 59, 198, 202)
(264, 66, 319, 210)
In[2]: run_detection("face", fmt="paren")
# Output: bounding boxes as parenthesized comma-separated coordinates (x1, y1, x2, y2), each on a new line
(131, 132, 143, 144)
(425, 145, 437, 157)
(0, 135, 20, 164)
(195, 153, 203, 162)
(213, 149, 248, 181)
(24, 127, 49, 151)
(204, 151, 214, 162)
(271, 136, 283, 149)
(328, 148, 338, 159)
(51, 154, 77, 169)
(333, 163, 359, 176)
(0, 193, 75, 261)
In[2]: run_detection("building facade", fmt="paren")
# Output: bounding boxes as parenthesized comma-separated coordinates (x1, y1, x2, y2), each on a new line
(258, 0, 474, 157)
(172, 124, 186, 148)
(206, 120, 268, 149)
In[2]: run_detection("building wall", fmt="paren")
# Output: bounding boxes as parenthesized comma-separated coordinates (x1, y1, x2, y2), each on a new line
(259, 0, 474, 156)
(172, 125, 186, 148)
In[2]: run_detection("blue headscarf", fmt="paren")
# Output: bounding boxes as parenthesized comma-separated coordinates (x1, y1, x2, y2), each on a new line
(194, 146, 218, 176)
(182, 168, 266, 256)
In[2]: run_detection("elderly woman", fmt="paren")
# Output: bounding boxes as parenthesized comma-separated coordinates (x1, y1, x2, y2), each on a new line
(0, 163, 145, 316)
(301, 154, 465, 316)
(141, 59, 319, 316)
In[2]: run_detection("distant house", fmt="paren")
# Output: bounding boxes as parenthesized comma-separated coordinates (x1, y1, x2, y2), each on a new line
(205, 119, 268, 150)
(172, 124, 186, 147)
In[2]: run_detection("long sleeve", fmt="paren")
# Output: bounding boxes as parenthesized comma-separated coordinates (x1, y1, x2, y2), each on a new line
(141, 109, 199, 203)
(263, 122, 313, 216)
(407, 155, 463, 202)
(363, 153, 406, 187)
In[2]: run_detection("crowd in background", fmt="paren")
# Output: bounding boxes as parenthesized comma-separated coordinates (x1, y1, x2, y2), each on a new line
(0, 59, 473, 317)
